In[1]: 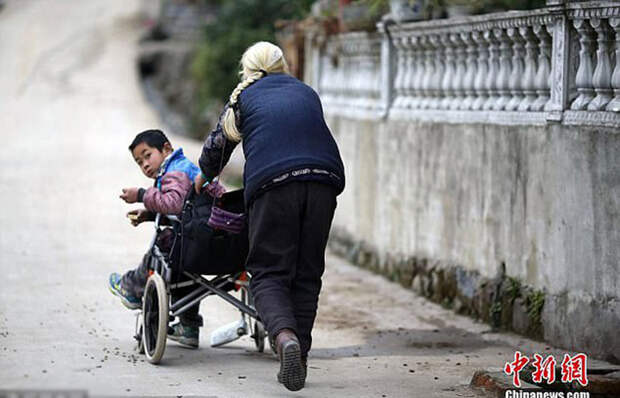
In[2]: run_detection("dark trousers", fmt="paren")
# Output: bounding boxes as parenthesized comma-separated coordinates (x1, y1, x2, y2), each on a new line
(246, 181, 337, 356)
(121, 228, 202, 327)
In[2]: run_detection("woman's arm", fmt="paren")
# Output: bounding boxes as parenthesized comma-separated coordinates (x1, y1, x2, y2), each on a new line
(198, 104, 239, 182)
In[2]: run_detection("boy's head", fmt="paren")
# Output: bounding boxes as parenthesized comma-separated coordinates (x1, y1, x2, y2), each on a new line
(129, 129, 173, 179)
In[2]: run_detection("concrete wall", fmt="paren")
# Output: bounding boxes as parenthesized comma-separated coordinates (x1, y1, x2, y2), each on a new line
(326, 114, 620, 362)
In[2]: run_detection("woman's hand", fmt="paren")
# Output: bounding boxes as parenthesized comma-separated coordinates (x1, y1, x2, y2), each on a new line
(126, 209, 150, 226)
(193, 174, 226, 198)
(205, 180, 226, 198)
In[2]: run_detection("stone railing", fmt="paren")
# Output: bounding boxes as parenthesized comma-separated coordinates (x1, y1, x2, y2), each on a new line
(564, 2, 620, 124)
(318, 31, 382, 119)
(389, 9, 557, 118)
(310, 1, 620, 128)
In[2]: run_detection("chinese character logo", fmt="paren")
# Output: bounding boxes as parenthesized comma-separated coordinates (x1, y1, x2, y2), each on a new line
(504, 351, 530, 387)
(561, 353, 588, 387)
(531, 354, 556, 384)
(504, 352, 588, 388)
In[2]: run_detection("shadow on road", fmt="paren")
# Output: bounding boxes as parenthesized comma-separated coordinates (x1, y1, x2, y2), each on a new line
(311, 327, 504, 360)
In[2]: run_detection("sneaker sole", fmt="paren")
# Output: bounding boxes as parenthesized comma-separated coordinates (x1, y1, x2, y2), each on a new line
(167, 334, 199, 349)
(108, 284, 141, 310)
(278, 340, 305, 391)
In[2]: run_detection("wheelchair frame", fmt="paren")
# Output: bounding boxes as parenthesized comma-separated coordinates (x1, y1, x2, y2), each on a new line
(135, 213, 265, 364)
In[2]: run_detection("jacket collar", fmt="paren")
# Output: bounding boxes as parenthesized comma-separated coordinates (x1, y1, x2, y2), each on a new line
(158, 148, 185, 178)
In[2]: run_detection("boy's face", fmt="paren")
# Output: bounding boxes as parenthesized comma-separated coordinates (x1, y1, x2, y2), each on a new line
(132, 142, 172, 179)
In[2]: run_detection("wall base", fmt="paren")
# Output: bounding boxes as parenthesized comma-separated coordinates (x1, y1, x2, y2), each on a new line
(329, 227, 620, 364)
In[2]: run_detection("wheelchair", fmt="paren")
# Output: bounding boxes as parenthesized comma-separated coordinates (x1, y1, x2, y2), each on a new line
(133, 188, 266, 364)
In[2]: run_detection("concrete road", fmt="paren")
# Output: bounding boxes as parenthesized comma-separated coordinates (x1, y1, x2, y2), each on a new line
(0, 1, 581, 397)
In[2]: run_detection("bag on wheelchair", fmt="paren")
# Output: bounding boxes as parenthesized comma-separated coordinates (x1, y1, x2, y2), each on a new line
(172, 188, 248, 276)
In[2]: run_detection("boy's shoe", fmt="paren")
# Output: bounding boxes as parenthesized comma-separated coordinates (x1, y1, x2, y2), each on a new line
(167, 322, 199, 348)
(108, 273, 141, 310)
(275, 329, 306, 391)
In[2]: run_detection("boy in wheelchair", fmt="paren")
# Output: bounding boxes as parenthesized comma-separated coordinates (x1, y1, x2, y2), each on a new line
(109, 129, 219, 348)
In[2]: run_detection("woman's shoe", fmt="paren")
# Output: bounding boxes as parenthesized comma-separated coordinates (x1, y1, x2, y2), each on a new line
(275, 329, 305, 391)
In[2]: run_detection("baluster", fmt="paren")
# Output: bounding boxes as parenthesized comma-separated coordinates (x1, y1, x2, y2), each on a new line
(606, 18, 620, 112)
(319, 42, 330, 98)
(419, 35, 431, 109)
(321, 49, 335, 106)
(471, 30, 489, 111)
(359, 50, 369, 109)
(339, 39, 348, 108)
(440, 34, 455, 110)
(411, 36, 429, 109)
(408, 36, 423, 109)
(402, 37, 415, 108)
(368, 40, 377, 110)
(357, 46, 364, 108)
(328, 42, 338, 107)
(518, 26, 538, 111)
(449, 33, 466, 110)
(334, 45, 343, 109)
(371, 42, 381, 109)
(532, 23, 551, 111)
(341, 42, 348, 108)
(331, 55, 340, 106)
(506, 27, 525, 111)
(347, 46, 356, 109)
(392, 35, 407, 109)
(351, 43, 360, 109)
(345, 42, 354, 106)
(319, 54, 329, 100)
(493, 28, 513, 111)
(570, 19, 596, 110)
(427, 34, 444, 109)
(403, 36, 417, 109)
(334, 40, 343, 107)
(482, 29, 500, 110)
(361, 45, 370, 109)
(460, 31, 478, 110)
(419, 35, 435, 109)
(588, 18, 613, 110)
(373, 49, 382, 110)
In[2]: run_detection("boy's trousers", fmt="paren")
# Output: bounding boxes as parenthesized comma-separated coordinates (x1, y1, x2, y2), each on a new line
(246, 181, 337, 356)
(121, 229, 202, 327)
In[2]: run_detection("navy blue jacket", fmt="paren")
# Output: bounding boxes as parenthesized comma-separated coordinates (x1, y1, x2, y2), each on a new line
(198, 73, 345, 204)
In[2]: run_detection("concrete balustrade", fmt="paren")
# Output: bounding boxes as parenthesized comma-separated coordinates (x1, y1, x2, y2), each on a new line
(309, 1, 620, 127)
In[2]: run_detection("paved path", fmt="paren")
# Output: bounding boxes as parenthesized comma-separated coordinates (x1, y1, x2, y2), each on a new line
(0, 1, 579, 397)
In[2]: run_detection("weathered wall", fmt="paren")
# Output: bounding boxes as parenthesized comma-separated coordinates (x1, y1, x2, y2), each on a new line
(326, 114, 620, 362)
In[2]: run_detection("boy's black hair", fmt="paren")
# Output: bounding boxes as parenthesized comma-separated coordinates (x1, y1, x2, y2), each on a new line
(129, 129, 170, 152)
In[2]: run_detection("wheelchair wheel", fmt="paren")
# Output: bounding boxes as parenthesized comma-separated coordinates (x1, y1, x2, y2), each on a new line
(253, 320, 266, 353)
(142, 273, 168, 364)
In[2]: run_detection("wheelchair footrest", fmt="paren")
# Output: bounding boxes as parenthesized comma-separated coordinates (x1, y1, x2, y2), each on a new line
(210, 318, 248, 347)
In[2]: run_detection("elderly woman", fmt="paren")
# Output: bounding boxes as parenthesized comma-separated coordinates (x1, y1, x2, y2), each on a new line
(194, 41, 345, 391)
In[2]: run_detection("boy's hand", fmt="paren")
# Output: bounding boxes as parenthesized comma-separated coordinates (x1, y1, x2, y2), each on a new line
(194, 174, 206, 194)
(126, 209, 149, 226)
(120, 187, 139, 203)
